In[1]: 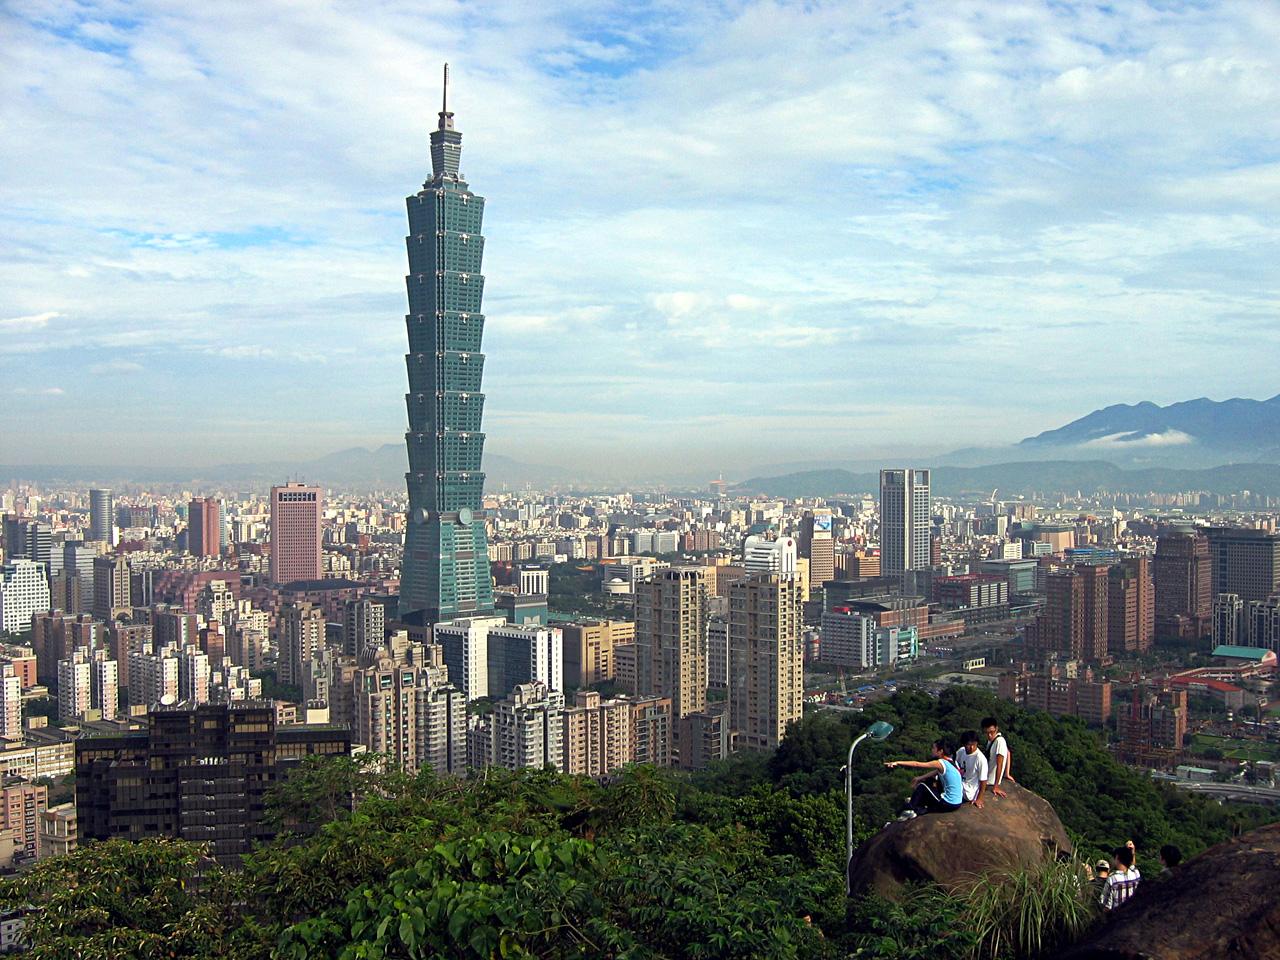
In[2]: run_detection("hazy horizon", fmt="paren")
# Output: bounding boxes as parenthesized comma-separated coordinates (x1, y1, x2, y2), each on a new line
(4, 2, 1279, 474)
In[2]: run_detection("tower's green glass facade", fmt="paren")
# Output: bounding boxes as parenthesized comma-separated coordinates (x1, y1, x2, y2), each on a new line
(398, 88, 494, 624)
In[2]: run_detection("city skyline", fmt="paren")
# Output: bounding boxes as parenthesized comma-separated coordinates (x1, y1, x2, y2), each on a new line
(3, 2, 1280, 475)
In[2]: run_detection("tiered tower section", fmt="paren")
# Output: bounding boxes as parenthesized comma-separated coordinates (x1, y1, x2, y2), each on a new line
(399, 67, 494, 624)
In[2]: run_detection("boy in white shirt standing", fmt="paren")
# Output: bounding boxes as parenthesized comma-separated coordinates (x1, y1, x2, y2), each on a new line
(981, 716, 1013, 799)
(955, 730, 989, 808)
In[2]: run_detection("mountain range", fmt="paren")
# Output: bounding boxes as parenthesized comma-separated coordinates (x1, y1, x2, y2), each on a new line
(4, 394, 1278, 494)
(940, 394, 1280, 469)
(736, 394, 1280, 496)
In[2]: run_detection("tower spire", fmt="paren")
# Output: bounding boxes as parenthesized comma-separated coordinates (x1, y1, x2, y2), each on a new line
(429, 61, 461, 181)
(438, 62, 455, 131)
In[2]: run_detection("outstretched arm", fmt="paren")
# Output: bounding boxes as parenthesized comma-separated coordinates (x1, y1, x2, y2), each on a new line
(884, 759, 942, 772)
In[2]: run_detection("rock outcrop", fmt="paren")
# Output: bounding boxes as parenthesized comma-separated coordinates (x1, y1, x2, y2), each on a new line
(1057, 822, 1280, 960)
(847, 782, 1072, 899)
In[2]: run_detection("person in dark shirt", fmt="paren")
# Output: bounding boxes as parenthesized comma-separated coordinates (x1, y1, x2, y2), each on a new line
(1158, 844, 1182, 880)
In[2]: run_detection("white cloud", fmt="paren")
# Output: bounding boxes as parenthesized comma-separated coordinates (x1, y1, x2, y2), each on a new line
(11, 386, 65, 396)
(1083, 430, 1196, 449)
(1, 1, 1278, 469)
(0, 311, 60, 330)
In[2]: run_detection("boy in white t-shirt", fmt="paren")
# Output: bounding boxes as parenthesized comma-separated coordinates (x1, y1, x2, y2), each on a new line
(955, 730, 989, 808)
(981, 716, 1013, 799)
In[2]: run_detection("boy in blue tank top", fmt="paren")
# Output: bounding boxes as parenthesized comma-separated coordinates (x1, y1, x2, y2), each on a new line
(884, 738, 964, 820)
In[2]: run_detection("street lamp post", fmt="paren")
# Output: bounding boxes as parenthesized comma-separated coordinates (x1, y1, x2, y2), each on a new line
(845, 719, 893, 895)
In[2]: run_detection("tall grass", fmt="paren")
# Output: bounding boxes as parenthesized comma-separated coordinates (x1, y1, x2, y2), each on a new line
(851, 859, 1102, 959)
(953, 858, 1099, 959)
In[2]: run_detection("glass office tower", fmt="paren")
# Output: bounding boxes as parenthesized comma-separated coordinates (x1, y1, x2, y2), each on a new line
(398, 69, 494, 624)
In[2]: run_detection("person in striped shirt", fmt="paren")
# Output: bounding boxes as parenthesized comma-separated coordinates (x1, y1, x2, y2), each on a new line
(1100, 843, 1141, 911)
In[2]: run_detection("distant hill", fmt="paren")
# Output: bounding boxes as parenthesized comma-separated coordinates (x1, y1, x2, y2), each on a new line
(737, 460, 1280, 498)
(1016, 394, 1280, 466)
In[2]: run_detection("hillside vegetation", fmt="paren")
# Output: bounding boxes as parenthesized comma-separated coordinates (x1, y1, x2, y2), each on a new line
(3, 688, 1271, 959)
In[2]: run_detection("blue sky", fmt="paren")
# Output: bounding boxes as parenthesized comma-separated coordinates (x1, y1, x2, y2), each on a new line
(2, 0, 1278, 476)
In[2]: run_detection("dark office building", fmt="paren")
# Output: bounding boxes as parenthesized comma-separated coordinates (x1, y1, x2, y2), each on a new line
(1205, 527, 1280, 604)
(1154, 531, 1212, 643)
(76, 701, 350, 862)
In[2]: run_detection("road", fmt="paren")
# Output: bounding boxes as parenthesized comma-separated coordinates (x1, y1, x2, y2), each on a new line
(1164, 779, 1280, 805)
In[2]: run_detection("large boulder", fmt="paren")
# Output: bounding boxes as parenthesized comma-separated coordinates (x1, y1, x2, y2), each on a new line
(847, 782, 1072, 899)
(1057, 823, 1280, 960)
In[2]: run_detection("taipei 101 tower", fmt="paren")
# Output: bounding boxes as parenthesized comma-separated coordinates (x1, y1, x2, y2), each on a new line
(398, 65, 495, 624)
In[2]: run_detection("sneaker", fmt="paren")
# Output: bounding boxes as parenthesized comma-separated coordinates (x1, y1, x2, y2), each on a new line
(897, 810, 918, 821)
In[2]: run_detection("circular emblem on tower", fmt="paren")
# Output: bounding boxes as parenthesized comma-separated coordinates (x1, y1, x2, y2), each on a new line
(458, 507, 473, 525)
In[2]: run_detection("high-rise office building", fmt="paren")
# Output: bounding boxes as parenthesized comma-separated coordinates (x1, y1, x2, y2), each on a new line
(634, 567, 707, 763)
(58, 542, 97, 615)
(88, 489, 114, 544)
(797, 513, 834, 592)
(742, 535, 798, 577)
(269, 484, 322, 585)
(728, 573, 804, 751)
(1213, 593, 1245, 647)
(1029, 565, 1110, 664)
(706, 615, 729, 689)
(0, 664, 22, 741)
(880, 469, 931, 579)
(0, 558, 51, 634)
(91, 555, 130, 622)
(1205, 527, 1280, 604)
(432, 615, 505, 702)
(398, 69, 495, 625)
(342, 598, 387, 658)
(1154, 531, 1212, 642)
(518, 564, 549, 596)
(818, 607, 918, 670)
(1107, 557, 1154, 654)
(3, 518, 51, 576)
(1, 515, 23, 562)
(1247, 596, 1280, 652)
(276, 601, 323, 688)
(76, 701, 351, 863)
(188, 497, 222, 558)
(486, 624, 562, 698)
(560, 621, 618, 687)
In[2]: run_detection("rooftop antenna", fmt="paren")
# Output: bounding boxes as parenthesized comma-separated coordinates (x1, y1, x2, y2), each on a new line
(442, 62, 449, 114)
